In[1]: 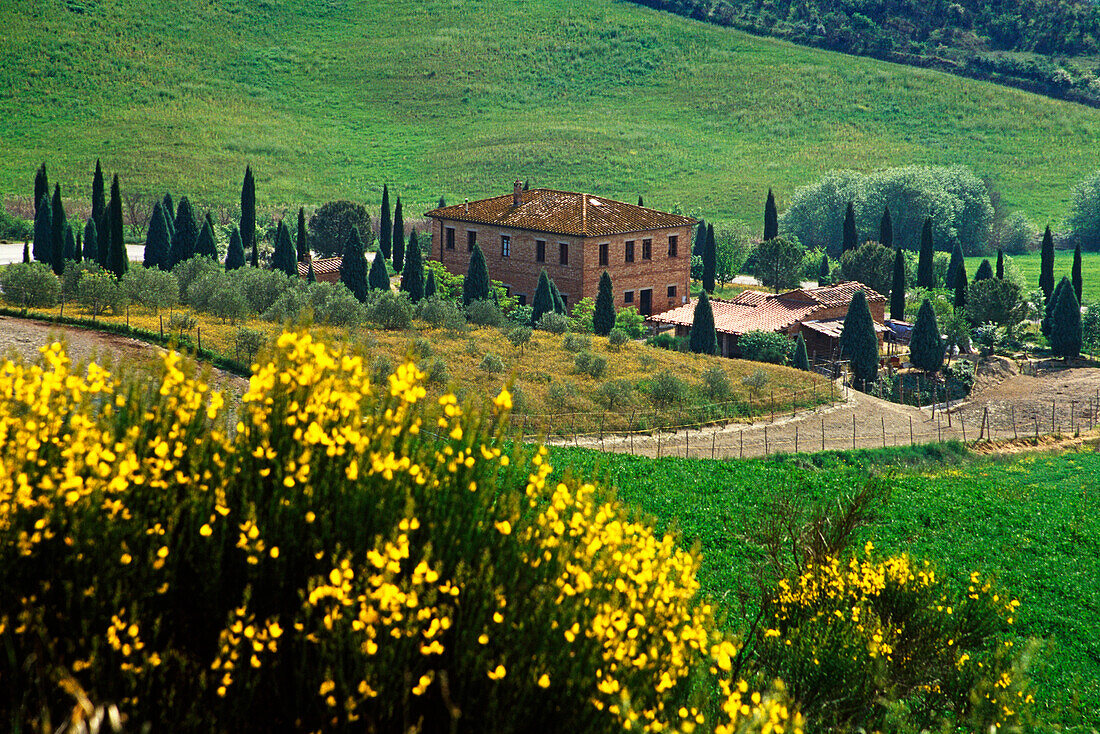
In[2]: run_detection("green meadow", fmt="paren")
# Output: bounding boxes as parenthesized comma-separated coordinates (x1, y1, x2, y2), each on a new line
(4, 0, 1100, 226)
(548, 444, 1100, 731)
(967, 251, 1100, 303)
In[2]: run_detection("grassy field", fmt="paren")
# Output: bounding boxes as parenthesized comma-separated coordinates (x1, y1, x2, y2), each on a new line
(967, 251, 1100, 303)
(4, 0, 1100, 227)
(547, 444, 1100, 731)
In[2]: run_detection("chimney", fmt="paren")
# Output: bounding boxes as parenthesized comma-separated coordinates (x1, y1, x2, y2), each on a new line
(464, 198, 469, 214)
(513, 180, 523, 206)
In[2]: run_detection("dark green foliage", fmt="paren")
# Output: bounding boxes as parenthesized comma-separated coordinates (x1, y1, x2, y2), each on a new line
(33, 194, 51, 265)
(49, 184, 67, 275)
(75, 231, 82, 263)
(143, 202, 171, 270)
(0, 208, 33, 241)
(306, 259, 316, 283)
(462, 245, 490, 307)
(909, 299, 944, 374)
(890, 246, 905, 321)
(196, 213, 219, 260)
(967, 277, 1023, 327)
(764, 188, 778, 241)
(792, 332, 810, 370)
(693, 219, 707, 256)
(162, 192, 176, 232)
(702, 223, 716, 293)
(225, 227, 246, 271)
(22, 241, 29, 263)
(308, 201, 372, 258)
(91, 159, 105, 228)
(593, 271, 616, 336)
(379, 184, 392, 260)
(523, 179, 530, 191)
(425, 268, 436, 299)
(817, 253, 830, 286)
(916, 217, 935, 289)
(753, 236, 805, 292)
(550, 279, 566, 314)
(170, 197, 199, 267)
(339, 227, 369, 302)
(271, 220, 297, 276)
(953, 261, 967, 310)
(392, 196, 405, 272)
(839, 290, 878, 387)
(33, 162, 47, 217)
(400, 231, 425, 303)
(996, 249, 1005, 279)
(879, 206, 892, 248)
(840, 241, 894, 297)
(1073, 242, 1083, 306)
(250, 237, 258, 268)
(531, 269, 555, 325)
(740, 330, 790, 364)
(1042, 277, 1068, 338)
(974, 259, 994, 282)
(689, 291, 718, 355)
(62, 224, 76, 265)
(842, 201, 857, 253)
(296, 207, 308, 262)
(1050, 276, 1082, 359)
(240, 165, 256, 266)
(82, 218, 98, 266)
(439, 196, 447, 208)
(1040, 224, 1054, 301)
(945, 240, 964, 290)
(106, 175, 127, 279)
(369, 249, 391, 292)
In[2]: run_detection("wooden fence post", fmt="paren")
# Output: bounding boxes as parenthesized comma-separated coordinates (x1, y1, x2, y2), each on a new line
(740, 430, 744, 459)
(909, 416, 914, 445)
(764, 425, 768, 455)
(881, 417, 886, 447)
(821, 418, 825, 452)
(852, 414, 856, 450)
(960, 412, 966, 442)
(1012, 405, 1017, 440)
(712, 433, 716, 460)
(1052, 401, 1057, 434)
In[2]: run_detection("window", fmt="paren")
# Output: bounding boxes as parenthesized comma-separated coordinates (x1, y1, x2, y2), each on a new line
(642, 238, 652, 260)
(501, 234, 511, 258)
(599, 242, 609, 267)
(668, 235, 678, 257)
(467, 230, 477, 252)
(559, 242, 568, 265)
(445, 227, 455, 250)
(625, 240, 635, 263)
(667, 285, 677, 298)
(536, 240, 546, 263)
(624, 290, 634, 303)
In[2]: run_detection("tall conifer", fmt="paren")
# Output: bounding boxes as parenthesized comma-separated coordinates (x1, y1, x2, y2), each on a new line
(143, 201, 171, 270)
(531, 270, 555, 324)
(425, 268, 437, 299)
(996, 249, 1005, 280)
(593, 270, 615, 336)
(392, 197, 405, 272)
(107, 174, 127, 279)
(909, 298, 944, 374)
(50, 184, 68, 275)
(550, 280, 565, 315)
(842, 201, 858, 253)
(818, 253, 830, 286)
(379, 184, 392, 260)
(702, 223, 716, 293)
(196, 213, 219, 260)
(400, 231, 425, 303)
(369, 249, 390, 292)
(946, 240, 964, 290)
(839, 290, 879, 388)
(974, 259, 993, 282)
(463, 245, 489, 306)
(240, 166, 255, 268)
(879, 206, 893, 248)
(63, 224, 76, 265)
(33, 195, 51, 264)
(917, 217, 934, 289)
(890, 245, 906, 321)
(170, 197, 199, 267)
(688, 291, 718, 355)
(82, 219, 98, 266)
(225, 227, 246, 272)
(1050, 276, 1082, 360)
(306, 259, 316, 283)
(1072, 242, 1083, 306)
(34, 163, 48, 217)
(91, 159, 105, 229)
(340, 228, 369, 302)
(764, 188, 778, 241)
(272, 220, 297, 276)
(953, 261, 968, 310)
(1042, 277, 1068, 339)
(296, 207, 308, 262)
(22, 241, 29, 263)
(1040, 225, 1055, 302)
(792, 333, 810, 370)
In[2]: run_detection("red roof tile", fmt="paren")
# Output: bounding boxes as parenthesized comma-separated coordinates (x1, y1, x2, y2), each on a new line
(297, 256, 342, 278)
(425, 189, 696, 237)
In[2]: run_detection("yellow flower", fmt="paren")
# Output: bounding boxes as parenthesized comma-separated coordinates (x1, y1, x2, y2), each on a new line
(493, 388, 513, 411)
(199, 524, 213, 537)
(537, 673, 550, 688)
(494, 520, 512, 535)
(487, 664, 506, 680)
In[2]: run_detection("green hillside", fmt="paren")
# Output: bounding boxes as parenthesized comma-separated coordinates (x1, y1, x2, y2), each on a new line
(4, 0, 1100, 226)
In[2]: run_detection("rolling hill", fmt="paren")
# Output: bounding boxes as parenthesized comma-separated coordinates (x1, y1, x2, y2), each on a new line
(4, 0, 1100, 228)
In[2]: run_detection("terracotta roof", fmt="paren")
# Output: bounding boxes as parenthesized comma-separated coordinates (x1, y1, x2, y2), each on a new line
(297, 256, 342, 278)
(800, 318, 890, 339)
(425, 189, 696, 237)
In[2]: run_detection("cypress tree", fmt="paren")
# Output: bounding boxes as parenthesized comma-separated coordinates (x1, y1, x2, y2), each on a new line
(693, 219, 707, 256)
(909, 298, 944, 374)
(688, 291, 718, 355)
(400, 231, 426, 303)
(75, 230, 82, 262)
(523, 179, 529, 191)
(425, 268, 436, 299)
(1050, 276, 1082, 361)
(702, 223, 716, 293)
(340, 228, 369, 302)
(144, 201, 171, 270)
(890, 245, 906, 321)
(531, 269, 555, 324)
(463, 244, 490, 306)
(170, 197, 199, 267)
(996, 249, 1005, 280)
(63, 224, 76, 265)
(225, 227, 246, 271)
(296, 207, 308, 262)
(1072, 242, 1083, 306)
(953, 261, 968, 311)
(1042, 277, 1067, 339)
(842, 201, 858, 253)
(83, 218, 98, 266)
(307, 259, 316, 283)
(369, 249, 390, 292)
(33, 194, 51, 264)
(839, 290, 879, 388)
(91, 159, 105, 229)
(818, 253, 830, 287)
(792, 332, 810, 371)
(162, 192, 176, 231)
(50, 184, 68, 275)
(240, 166, 256, 268)
(593, 270, 615, 336)
(1040, 225, 1055, 302)
(392, 196, 405, 272)
(974, 259, 994, 282)
(879, 206, 893, 248)
(196, 213, 219, 260)
(22, 241, 29, 263)
(550, 279, 566, 314)
(379, 184, 392, 260)
(250, 237, 259, 268)
(945, 240, 964, 290)
(272, 220, 297, 276)
(34, 163, 48, 217)
(763, 188, 778, 241)
(107, 174, 127, 279)
(439, 196, 447, 208)
(917, 217, 935, 289)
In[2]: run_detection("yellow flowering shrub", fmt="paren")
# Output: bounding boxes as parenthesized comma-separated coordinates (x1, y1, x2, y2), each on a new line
(0, 333, 801, 733)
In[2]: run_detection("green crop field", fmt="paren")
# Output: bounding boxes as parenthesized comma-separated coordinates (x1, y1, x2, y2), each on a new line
(967, 251, 1100, 303)
(4, 0, 1100, 227)
(548, 444, 1100, 730)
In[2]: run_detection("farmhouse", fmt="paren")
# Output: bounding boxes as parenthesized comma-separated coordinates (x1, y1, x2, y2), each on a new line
(651, 281, 889, 359)
(296, 256, 342, 283)
(425, 182, 696, 316)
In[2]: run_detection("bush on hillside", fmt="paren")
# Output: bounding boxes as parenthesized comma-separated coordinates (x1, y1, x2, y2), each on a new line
(536, 311, 569, 334)
(77, 271, 124, 318)
(998, 211, 1037, 254)
(740, 330, 791, 365)
(0, 262, 60, 309)
(122, 264, 180, 313)
(646, 332, 688, 352)
(364, 289, 413, 331)
(172, 256, 223, 305)
(0, 208, 33, 240)
(608, 328, 630, 351)
(649, 370, 687, 407)
(466, 299, 504, 327)
(416, 297, 466, 331)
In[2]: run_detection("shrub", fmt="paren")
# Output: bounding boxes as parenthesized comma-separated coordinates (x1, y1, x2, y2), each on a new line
(262, 286, 309, 323)
(77, 271, 125, 318)
(425, 356, 449, 385)
(308, 200, 373, 257)
(649, 370, 686, 407)
(646, 332, 687, 352)
(466, 299, 504, 327)
(61, 260, 109, 301)
(569, 296, 597, 334)
(507, 325, 532, 351)
(562, 333, 591, 353)
(1083, 304, 1100, 352)
(122, 264, 179, 312)
(479, 352, 504, 374)
(594, 379, 633, 411)
(0, 208, 33, 240)
(614, 306, 645, 338)
(309, 282, 366, 327)
(411, 337, 432, 360)
(234, 326, 266, 364)
(507, 303, 534, 327)
(972, 322, 999, 356)
(172, 255, 222, 305)
(839, 241, 894, 296)
(416, 296, 464, 329)
(608, 328, 629, 351)
(209, 281, 250, 323)
(167, 310, 197, 336)
(231, 267, 297, 314)
(573, 351, 607, 379)
(998, 211, 1036, 254)
(0, 262, 60, 309)
(365, 289, 413, 331)
(536, 311, 569, 334)
(742, 368, 770, 393)
(701, 366, 732, 403)
(740, 330, 790, 365)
